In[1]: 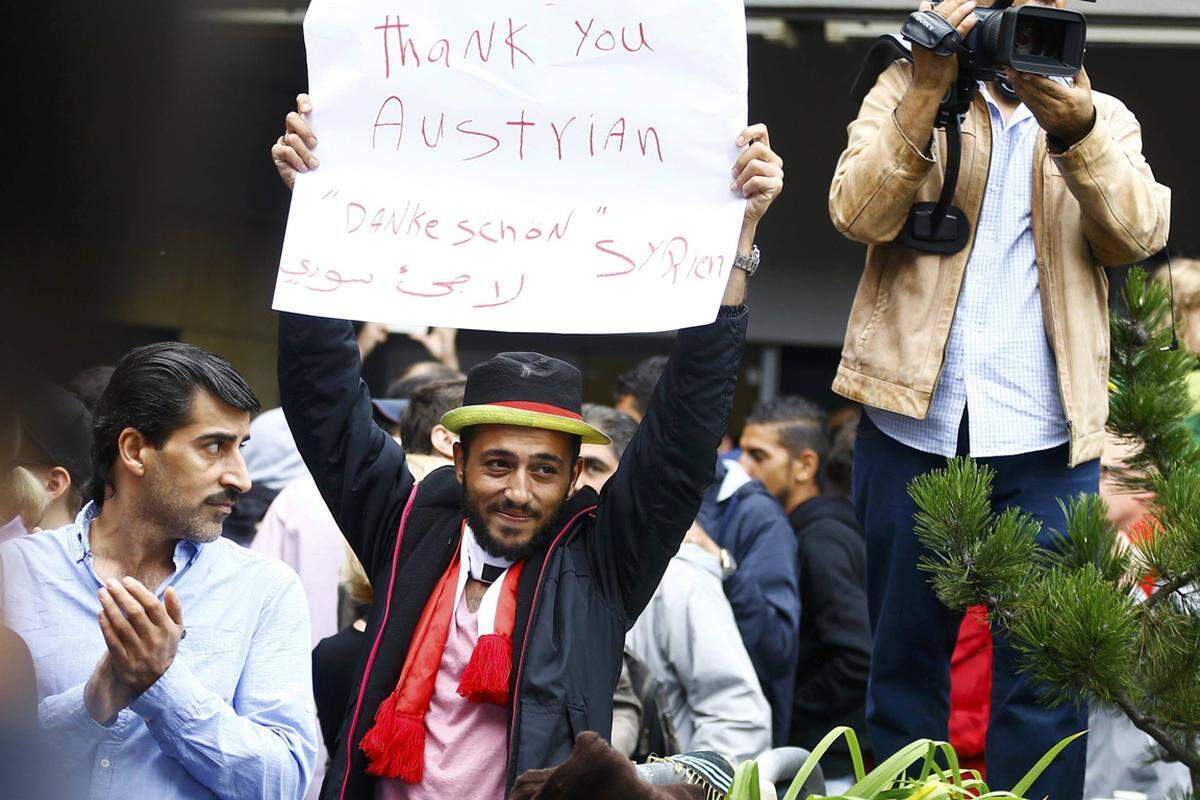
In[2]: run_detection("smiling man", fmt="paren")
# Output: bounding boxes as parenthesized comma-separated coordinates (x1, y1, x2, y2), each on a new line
(0, 343, 319, 800)
(273, 97, 782, 798)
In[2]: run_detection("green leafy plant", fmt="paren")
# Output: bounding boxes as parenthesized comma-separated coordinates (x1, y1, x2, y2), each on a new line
(725, 726, 1084, 800)
(904, 267, 1200, 795)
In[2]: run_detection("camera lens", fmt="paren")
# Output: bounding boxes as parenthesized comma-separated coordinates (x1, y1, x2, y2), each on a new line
(1015, 20, 1055, 57)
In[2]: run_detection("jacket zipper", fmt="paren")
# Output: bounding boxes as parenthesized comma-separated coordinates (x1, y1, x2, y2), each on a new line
(505, 506, 598, 785)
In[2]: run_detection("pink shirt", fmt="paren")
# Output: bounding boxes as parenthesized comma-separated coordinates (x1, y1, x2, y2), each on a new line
(376, 597, 509, 800)
(252, 475, 348, 645)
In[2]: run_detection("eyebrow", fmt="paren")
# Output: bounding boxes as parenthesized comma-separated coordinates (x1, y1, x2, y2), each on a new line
(480, 448, 564, 466)
(195, 432, 244, 445)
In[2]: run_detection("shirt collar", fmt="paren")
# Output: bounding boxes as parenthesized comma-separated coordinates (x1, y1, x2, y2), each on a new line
(977, 81, 1035, 128)
(716, 459, 753, 503)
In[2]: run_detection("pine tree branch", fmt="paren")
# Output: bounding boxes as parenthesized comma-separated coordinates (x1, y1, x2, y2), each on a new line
(1111, 692, 1200, 772)
(1145, 570, 1200, 610)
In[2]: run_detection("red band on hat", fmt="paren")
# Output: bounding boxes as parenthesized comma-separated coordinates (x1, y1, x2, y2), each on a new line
(490, 401, 583, 421)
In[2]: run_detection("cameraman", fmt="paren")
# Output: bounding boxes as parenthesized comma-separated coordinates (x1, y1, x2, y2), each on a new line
(829, 1, 1169, 797)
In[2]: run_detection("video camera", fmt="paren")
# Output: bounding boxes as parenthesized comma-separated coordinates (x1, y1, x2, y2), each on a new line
(902, 0, 1087, 81)
(883, 0, 1093, 253)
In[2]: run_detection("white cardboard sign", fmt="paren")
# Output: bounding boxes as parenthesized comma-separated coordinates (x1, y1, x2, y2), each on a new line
(274, 0, 747, 333)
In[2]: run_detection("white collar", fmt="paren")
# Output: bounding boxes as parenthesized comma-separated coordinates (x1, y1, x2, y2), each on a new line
(717, 459, 754, 503)
(463, 525, 514, 583)
(453, 525, 516, 635)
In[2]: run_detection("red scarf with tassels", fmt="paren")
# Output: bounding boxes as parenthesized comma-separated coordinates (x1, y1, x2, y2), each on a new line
(359, 527, 525, 783)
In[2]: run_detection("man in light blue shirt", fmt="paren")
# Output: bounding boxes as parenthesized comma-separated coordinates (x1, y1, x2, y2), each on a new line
(0, 342, 318, 799)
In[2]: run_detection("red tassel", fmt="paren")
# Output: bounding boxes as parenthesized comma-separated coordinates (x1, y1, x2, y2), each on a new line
(360, 694, 426, 783)
(457, 633, 511, 705)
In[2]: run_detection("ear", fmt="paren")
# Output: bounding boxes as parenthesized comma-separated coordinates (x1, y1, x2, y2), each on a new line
(430, 425, 457, 460)
(117, 427, 149, 479)
(569, 455, 584, 493)
(792, 449, 820, 486)
(452, 440, 466, 485)
(43, 466, 72, 502)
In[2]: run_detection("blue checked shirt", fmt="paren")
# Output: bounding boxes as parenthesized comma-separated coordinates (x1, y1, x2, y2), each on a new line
(0, 504, 318, 799)
(868, 84, 1068, 458)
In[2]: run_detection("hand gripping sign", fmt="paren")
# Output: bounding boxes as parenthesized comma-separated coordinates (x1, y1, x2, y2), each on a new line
(274, 0, 748, 334)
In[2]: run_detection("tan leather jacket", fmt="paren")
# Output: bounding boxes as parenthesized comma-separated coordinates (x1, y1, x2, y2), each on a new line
(829, 61, 1171, 466)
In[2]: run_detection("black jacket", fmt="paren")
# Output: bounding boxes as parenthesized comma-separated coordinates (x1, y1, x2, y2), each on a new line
(278, 308, 747, 799)
(787, 494, 872, 776)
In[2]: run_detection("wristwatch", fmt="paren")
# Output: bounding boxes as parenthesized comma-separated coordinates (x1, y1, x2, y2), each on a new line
(719, 548, 739, 579)
(733, 245, 760, 277)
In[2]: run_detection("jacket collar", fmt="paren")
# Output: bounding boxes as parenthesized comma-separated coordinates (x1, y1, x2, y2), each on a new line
(788, 494, 861, 536)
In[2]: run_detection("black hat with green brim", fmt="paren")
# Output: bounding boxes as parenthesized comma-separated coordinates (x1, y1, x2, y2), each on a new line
(440, 352, 610, 446)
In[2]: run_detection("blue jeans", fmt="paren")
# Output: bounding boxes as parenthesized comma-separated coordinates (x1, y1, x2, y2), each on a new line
(852, 412, 1098, 799)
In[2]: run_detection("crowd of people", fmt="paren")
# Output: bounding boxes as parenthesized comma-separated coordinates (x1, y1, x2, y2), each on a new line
(0, 0, 1183, 798)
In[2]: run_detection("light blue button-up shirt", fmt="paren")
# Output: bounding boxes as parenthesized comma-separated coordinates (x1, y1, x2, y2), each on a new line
(869, 84, 1069, 458)
(0, 503, 318, 799)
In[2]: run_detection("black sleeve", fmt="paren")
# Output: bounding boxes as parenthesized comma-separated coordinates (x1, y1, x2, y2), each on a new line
(592, 306, 748, 621)
(792, 523, 871, 721)
(277, 312, 415, 577)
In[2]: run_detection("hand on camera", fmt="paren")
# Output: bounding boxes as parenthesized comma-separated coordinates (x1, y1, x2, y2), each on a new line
(912, 0, 980, 95)
(272, 93, 318, 191)
(1006, 67, 1096, 149)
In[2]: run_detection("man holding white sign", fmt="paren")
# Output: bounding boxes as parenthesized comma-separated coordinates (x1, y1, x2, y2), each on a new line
(271, 0, 754, 335)
(273, 76, 781, 800)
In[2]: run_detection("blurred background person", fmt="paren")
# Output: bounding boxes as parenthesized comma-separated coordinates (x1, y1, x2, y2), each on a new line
(3, 384, 92, 537)
(66, 365, 116, 415)
(576, 404, 639, 494)
(1084, 431, 1189, 799)
(625, 520, 772, 765)
(693, 447, 798, 747)
(613, 356, 668, 423)
(739, 396, 871, 784)
(222, 406, 307, 546)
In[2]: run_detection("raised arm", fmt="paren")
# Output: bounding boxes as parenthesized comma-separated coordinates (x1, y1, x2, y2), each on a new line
(272, 96, 415, 575)
(278, 313, 413, 577)
(592, 125, 780, 620)
(829, 0, 979, 245)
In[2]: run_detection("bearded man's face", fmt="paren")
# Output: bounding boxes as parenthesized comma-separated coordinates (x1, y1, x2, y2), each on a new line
(454, 425, 582, 560)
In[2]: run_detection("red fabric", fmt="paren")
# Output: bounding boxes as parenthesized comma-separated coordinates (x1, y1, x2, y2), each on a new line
(1127, 515, 1161, 598)
(949, 605, 992, 777)
(360, 526, 528, 782)
(457, 560, 525, 705)
(490, 401, 583, 421)
(360, 541, 463, 781)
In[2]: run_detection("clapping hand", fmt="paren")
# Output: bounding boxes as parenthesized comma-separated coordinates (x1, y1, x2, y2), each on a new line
(85, 578, 184, 724)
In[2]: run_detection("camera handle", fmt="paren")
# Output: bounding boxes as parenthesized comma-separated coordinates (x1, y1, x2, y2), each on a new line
(899, 71, 978, 254)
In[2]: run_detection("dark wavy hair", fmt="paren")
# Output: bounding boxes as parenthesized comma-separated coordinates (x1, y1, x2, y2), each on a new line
(89, 342, 260, 507)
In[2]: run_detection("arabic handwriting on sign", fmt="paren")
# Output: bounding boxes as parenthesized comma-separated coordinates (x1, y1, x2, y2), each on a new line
(280, 260, 376, 292)
(396, 272, 471, 298)
(472, 274, 526, 308)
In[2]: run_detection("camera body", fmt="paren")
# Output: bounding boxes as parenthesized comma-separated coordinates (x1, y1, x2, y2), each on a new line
(965, 4, 1086, 79)
(902, 2, 1087, 81)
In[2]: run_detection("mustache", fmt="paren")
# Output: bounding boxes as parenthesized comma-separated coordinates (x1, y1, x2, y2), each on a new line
(204, 489, 240, 505)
